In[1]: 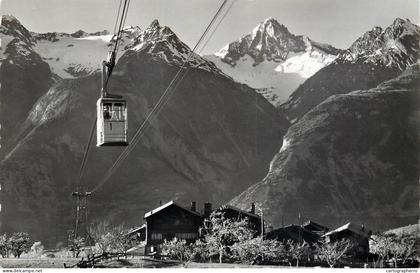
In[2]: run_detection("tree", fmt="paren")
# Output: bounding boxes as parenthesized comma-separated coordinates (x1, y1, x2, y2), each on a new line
(8, 232, 31, 258)
(370, 233, 395, 267)
(391, 237, 417, 267)
(0, 234, 9, 258)
(88, 220, 115, 254)
(110, 225, 133, 258)
(205, 211, 255, 263)
(189, 239, 210, 263)
(69, 236, 85, 258)
(285, 240, 312, 267)
(232, 237, 285, 265)
(315, 238, 352, 268)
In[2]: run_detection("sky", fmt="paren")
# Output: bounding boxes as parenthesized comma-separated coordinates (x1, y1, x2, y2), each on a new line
(1, 0, 419, 54)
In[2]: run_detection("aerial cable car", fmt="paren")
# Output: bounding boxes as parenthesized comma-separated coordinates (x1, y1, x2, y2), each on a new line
(96, 50, 128, 146)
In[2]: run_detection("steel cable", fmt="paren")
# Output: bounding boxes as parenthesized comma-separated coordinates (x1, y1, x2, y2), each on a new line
(91, 0, 233, 193)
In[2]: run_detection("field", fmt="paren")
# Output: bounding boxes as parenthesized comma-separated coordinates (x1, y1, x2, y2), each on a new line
(0, 256, 286, 268)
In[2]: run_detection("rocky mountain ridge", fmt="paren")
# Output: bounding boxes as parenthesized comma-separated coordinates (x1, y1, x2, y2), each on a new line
(281, 18, 419, 122)
(0, 15, 289, 247)
(206, 17, 342, 105)
(231, 64, 420, 231)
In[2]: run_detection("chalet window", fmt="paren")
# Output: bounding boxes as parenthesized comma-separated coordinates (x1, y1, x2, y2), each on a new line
(175, 233, 198, 240)
(151, 233, 163, 240)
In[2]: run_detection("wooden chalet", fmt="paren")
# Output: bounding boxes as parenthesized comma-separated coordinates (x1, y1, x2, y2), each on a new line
(143, 200, 203, 254)
(217, 204, 263, 234)
(323, 222, 371, 258)
(266, 224, 321, 245)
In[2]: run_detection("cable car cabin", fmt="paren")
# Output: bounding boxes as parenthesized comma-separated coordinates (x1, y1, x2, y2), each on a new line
(96, 96, 128, 146)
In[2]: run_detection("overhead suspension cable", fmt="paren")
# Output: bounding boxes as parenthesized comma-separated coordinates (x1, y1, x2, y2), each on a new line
(91, 0, 229, 193)
(76, 0, 131, 187)
(77, 119, 97, 185)
(197, 0, 237, 54)
(91, 0, 235, 193)
(113, 0, 124, 34)
(117, 0, 131, 53)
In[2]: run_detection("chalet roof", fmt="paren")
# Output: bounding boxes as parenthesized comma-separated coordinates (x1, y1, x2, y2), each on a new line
(266, 224, 320, 243)
(127, 224, 146, 235)
(219, 204, 261, 219)
(144, 200, 202, 219)
(323, 222, 370, 238)
(302, 220, 329, 232)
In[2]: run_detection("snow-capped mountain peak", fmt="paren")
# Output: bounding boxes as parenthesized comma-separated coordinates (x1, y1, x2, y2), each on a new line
(217, 17, 307, 66)
(128, 19, 220, 73)
(1, 15, 34, 44)
(0, 15, 39, 62)
(339, 18, 419, 70)
(207, 17, 342, 106)
(251, 17, 291, 40)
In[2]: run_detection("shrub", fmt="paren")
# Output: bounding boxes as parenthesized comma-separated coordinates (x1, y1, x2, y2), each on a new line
(161, 237, 192, 263)
(27, 241, 44, 258)
(189, 239, 210, 262)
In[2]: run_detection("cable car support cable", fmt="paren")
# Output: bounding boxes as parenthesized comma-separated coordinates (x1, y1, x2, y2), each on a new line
(91, 0, 229, 192)
(76, 0, 130, 186)
(91, 0, 234, 193)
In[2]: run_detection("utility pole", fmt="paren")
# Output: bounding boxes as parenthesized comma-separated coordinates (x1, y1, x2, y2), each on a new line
(298, 211, 302, 245)
(260, 208, 264, 240)
(72, 191, 92, 240)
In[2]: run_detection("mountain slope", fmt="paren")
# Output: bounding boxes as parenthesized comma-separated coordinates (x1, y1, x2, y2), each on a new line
(282, 18, 420, 122)
(230, 64, 420, 231)
(0, 19, 289, 246)
(205, 17, 342, 105)
(0, 15, 53, 156)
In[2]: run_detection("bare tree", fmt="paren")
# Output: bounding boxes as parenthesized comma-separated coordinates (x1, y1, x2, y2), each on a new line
(87, 220, 115, 254)
(110, 225, 132, 258)
(285, 240, 312, 267)
(205, 211, 255, 263)
(69, 236, 85, 258)
(232, 237, 286, 265)
(315, 238, 352, 268)
(161, 237, 192, 265)
(389, 236, 418, 267)
(370, 233, 395, 267)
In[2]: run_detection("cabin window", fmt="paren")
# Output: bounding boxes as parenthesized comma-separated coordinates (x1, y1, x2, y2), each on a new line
(102, 102, 125, 121)
(111, 103, 125, 121)
(103, 103, 112, 120)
